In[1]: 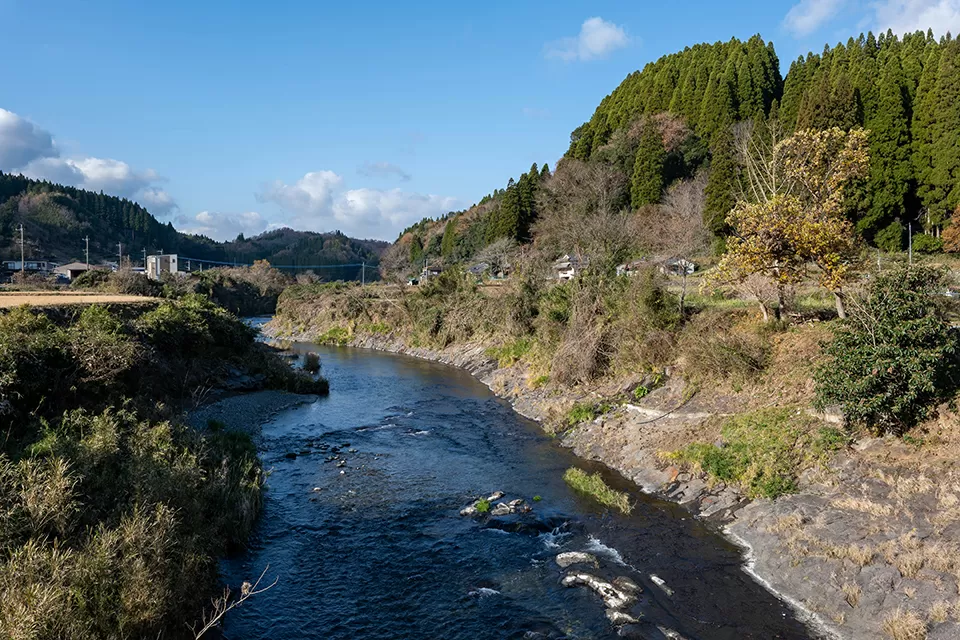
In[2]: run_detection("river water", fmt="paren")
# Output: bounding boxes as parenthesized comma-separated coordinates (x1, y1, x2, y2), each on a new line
(220, 343, 814, 640)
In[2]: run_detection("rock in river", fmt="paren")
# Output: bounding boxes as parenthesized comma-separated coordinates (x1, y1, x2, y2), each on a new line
(555, 551, 599, 569)
(561, 572, 637, 610)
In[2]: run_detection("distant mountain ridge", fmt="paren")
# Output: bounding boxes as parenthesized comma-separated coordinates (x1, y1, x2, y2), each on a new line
(0, 172, 388, 272)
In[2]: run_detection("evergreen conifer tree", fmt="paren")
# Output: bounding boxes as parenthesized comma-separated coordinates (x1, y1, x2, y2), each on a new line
(631, 121, 666, 208)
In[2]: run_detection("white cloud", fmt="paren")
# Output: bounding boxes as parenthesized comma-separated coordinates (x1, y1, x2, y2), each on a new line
(784, 0, 847, 36)
(0, 107, 177, 215)
(0, 108, 57, 170)
(256, 170, 342, 215)
(21, 156, 177, 214)
(257, 169, 459, 239)
(545, 17, 630, 62)
(176, 210, 268, 240)
(332, 188, 459, 236)
(137, 188, 179, 215)
(358, 161, 412, 181)
(873, 0, 960, 35)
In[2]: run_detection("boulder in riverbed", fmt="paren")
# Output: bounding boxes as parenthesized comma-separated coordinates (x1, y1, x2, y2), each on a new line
(606, 610, 639, 625)
(561, 572, 637, 609)
(555, 551, 599, 569)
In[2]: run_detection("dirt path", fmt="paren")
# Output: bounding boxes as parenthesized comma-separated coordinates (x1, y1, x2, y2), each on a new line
(0, 291, 156, 307)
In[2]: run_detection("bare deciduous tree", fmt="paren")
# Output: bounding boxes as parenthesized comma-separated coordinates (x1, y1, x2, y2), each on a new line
(733, 117, 791, 204)
(533, 159, 635, 273)
(191, 566, 278, 639)
(637, 172, 710, 312)
(473, 238, 519, 275)
(378, 241, 413, 283)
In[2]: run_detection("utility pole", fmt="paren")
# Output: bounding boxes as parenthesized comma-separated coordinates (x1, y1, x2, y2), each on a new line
(18, 224, 24, 277)
(83, 236, 90, 269)
(908, 222, 913, 266)
(361, 261, 366, 286)
(142, 248, 147, 269)
(117, 242, 122, 270)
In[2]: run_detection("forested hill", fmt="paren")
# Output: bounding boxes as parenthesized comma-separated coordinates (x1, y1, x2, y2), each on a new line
(383, 30, 960, 277)
(566, 35, 782, 159)
(0, 172, 388, 268)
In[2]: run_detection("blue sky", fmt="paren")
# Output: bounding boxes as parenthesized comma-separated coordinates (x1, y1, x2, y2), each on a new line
(0, 0, 956, 241)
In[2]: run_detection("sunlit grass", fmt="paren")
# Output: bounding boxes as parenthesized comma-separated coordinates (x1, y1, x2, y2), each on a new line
(563, 467, 631, 513)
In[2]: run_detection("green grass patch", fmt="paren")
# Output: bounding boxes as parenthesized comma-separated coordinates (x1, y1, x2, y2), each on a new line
(565, 401, 612, 427)
(485, 338, 533, 367)
(361, 322, 392, 335)
(530, 374, 550, 389)
(563, 467, 632, 513)
(666, 408, 847, 499)
(475, 498, 490, 514)
(317, 326, 351, 345)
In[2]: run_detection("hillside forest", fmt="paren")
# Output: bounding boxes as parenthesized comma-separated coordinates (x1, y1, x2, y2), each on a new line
(387, 30, 960, 275)
(0, 172, 387, 272)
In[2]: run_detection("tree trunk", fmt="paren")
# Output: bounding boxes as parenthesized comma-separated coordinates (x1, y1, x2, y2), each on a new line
(758, 300, 770, 323)
(679, 273, 687, 316)
(775, 284, 785, 321)
(833, 290, 847, 319)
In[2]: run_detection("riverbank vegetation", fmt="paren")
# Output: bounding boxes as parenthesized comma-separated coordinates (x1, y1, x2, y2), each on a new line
(563, 468, 632, 514)
(70, 260, 291, 316)
(0, 296, 325, 638)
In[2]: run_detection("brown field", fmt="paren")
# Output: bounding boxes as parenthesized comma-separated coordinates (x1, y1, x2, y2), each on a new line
(0, 291, 156, 308)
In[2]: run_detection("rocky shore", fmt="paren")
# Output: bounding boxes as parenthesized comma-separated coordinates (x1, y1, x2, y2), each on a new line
(186, 389, 318, 434)
(262, 325, 960, 640)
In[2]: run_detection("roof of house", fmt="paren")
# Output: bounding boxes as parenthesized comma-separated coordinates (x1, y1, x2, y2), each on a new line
(55, 262, 91, 271)
(553, 254, 589, 270)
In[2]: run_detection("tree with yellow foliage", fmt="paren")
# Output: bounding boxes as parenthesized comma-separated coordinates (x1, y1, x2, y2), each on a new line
(708, 127, 868, 320)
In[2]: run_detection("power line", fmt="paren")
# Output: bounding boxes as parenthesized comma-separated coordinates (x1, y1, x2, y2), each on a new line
(178, 257, 368, 270)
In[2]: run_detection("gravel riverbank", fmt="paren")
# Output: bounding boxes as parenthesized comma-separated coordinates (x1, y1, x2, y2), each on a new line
(186, 390, 318, 434)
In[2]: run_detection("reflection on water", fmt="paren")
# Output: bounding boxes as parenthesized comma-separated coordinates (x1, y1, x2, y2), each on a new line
(221, 343, 813, 640)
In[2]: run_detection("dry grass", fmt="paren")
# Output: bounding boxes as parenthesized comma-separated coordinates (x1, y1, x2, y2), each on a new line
(832, 496, 895, 517)
(897, 550, 927, 579)
(842, 582, 862, 607)
(882, 608, 927, 640)
(929, 601, 952, 624)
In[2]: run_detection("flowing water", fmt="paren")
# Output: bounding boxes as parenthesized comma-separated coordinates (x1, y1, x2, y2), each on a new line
(221, 342, 814, 640)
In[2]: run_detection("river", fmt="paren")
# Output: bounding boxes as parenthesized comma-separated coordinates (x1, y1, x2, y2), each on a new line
(220, 342, 815, 640)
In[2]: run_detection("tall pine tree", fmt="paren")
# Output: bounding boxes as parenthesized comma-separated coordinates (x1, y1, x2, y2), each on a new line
(631, 120, 666, 208)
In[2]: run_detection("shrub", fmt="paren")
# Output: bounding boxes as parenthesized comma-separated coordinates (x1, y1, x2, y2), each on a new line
(107, 269, 162, 296)
(303, 352, 321, 373)
(136, 294, 255, 355)
(678, 310, 771, 384)
(68, 305, 140, 385)
(71, 269, 111, 289)
(667, 408, 847, 499)
(0, 407, 262, 638)
(815, 266, 960, 434)
(911, 233, 942, 254)
(475, 498, 490, 514)
(563, 467, 631, 513)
